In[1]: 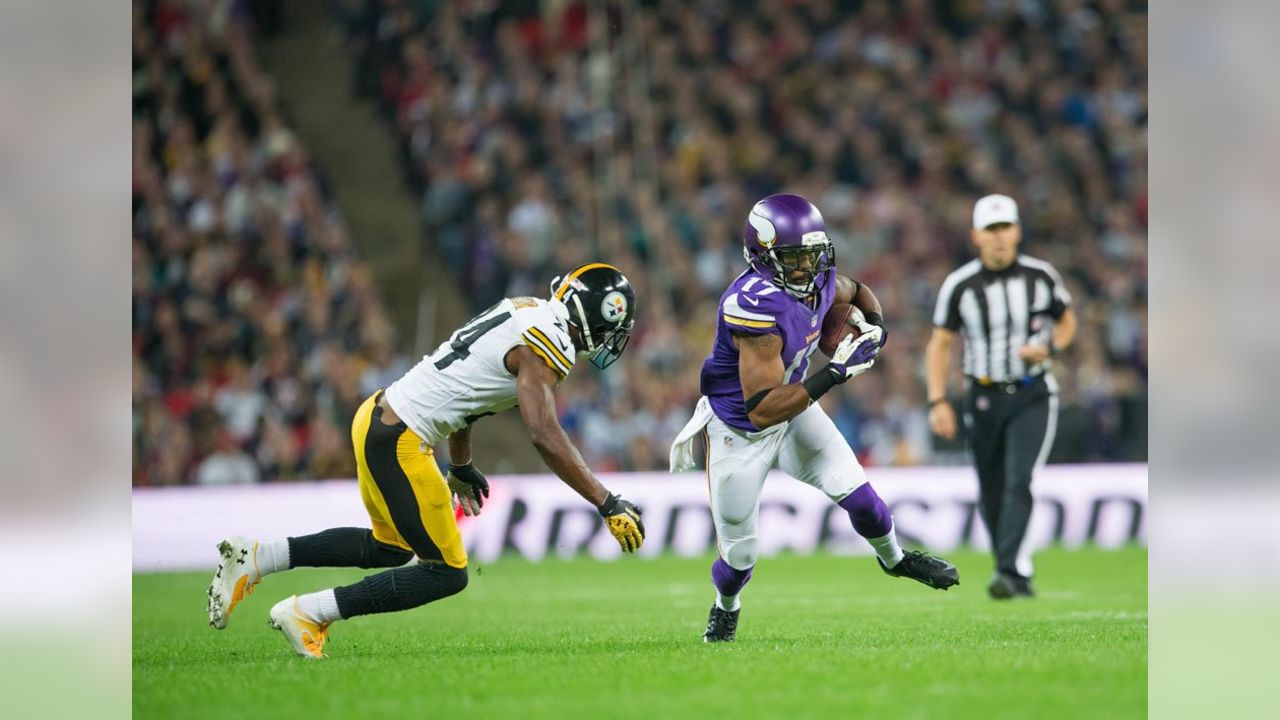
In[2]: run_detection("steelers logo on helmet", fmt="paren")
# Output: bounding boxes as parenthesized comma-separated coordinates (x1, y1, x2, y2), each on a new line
(601, 291, 628, 324)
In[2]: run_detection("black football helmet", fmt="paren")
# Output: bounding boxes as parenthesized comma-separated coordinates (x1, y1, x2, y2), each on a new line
(549, 263, 637, 369)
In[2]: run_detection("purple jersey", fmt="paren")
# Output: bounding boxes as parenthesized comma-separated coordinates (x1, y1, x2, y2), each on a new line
(700, 268, 837, 432)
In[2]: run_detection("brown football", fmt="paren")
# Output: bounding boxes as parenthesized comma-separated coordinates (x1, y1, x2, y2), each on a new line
(818, 303, 866, 356)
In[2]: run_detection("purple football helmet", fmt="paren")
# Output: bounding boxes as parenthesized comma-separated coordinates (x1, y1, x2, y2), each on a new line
(741, 193, 835, 298)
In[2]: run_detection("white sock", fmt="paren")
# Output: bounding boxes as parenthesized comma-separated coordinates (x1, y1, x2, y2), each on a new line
(257, 539, 291, 576)
(868, 529, 905, 567)
(715, 592, 740, 612)
(296, 588, 343, 624)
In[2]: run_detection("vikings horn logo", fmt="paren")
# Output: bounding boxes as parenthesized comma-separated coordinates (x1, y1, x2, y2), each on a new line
(601, 291, 628, 323)
(747, 208, 777, 249)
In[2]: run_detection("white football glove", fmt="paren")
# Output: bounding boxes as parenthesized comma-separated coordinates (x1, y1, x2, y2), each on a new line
(827, 325, 884, 384)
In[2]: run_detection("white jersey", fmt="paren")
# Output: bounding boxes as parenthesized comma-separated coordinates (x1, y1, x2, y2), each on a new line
(385, 297, 576, 445)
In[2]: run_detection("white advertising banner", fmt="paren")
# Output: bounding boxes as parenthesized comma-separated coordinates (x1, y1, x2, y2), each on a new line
(133, 464, 1147, 572)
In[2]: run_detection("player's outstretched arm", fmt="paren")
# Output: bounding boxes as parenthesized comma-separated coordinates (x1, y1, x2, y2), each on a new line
(511, 346, 606, 504)
(510, 346, 645, 552)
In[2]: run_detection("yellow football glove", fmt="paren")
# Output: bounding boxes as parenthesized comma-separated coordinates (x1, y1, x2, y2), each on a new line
(598, 493, 645, 553)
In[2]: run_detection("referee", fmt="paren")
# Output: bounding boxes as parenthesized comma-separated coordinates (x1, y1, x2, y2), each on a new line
(925, 194, 1077, 599)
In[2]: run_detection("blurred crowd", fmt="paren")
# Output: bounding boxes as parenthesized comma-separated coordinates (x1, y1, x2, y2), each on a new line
(133, 0, 1147, 485)
(331, 0, 1147, 471)
(133, 0, 407, 485)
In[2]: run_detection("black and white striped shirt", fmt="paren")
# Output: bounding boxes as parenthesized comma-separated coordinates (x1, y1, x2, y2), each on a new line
(933, 255, 1072, 382)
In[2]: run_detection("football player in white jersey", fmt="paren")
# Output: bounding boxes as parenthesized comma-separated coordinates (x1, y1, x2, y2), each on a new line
(206, 263, 644, 658)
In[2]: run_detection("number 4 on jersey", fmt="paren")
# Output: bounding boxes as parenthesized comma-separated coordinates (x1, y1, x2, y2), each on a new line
(433, 306, 511, 370)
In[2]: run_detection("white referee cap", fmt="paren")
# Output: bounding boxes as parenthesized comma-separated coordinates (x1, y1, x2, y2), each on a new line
(973, 194, 1019, 229)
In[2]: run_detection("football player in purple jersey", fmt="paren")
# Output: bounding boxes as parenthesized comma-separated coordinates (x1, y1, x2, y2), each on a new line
(670, 194, 959, 642)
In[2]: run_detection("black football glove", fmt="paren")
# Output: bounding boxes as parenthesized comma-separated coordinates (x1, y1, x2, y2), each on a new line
(598, 493, 645, 553)
(446, 463, 489, 517)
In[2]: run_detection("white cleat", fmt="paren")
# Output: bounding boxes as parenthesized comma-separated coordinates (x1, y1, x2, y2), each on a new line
(206, 536, 263, 629)
(268, 596, 330, 659)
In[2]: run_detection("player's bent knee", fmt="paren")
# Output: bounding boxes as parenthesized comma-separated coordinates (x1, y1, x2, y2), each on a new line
(716, 507, 755, 526)
(419, 562, 468, 597)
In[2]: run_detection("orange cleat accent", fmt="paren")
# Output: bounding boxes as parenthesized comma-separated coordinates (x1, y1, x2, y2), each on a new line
(268, 596, 331, 659)
(208, 537, 263, 629)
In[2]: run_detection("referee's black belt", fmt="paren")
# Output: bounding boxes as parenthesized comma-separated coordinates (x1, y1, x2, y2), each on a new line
(968, 374, 1043, 395)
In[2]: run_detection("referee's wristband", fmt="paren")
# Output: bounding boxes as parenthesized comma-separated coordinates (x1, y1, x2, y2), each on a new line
(803, 368, 840, 402)
(928, 397, 948, 408)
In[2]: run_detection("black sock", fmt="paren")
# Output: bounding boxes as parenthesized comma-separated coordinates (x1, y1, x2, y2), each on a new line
(333, 563, 468, 618)
(287, 528, 413, 569)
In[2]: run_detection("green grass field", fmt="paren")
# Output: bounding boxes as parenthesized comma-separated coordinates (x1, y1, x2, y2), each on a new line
(134, 547, 1146, 719)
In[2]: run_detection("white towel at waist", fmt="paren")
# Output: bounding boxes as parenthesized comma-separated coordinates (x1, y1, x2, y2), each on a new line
(668, 396, 714, 472)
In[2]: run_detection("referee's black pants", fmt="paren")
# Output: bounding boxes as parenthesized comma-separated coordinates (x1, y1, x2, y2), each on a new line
(965, 374, 1057, 579)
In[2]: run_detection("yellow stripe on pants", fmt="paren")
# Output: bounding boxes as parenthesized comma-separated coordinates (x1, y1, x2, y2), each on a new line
(351, 392, 468, 568)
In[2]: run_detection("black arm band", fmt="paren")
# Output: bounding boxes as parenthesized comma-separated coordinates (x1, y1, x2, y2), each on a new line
(802, 368, 839, 402)
(744, 389, 771, 414)
(863, 311, 884, 329)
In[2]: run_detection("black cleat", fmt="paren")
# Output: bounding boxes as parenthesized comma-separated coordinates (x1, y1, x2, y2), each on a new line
(1012, 575, 1035, 598)
(988, 574, 1018, 600)
(988, 573, 1034, 599)
(878, 550, 960, 590)
(702, 605, 739, 643)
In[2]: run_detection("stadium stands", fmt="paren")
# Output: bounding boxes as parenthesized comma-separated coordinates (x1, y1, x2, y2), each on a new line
(133, 0, 402, 484)
(133, 0, 1146, 482)
(331, 0, 1147, 471)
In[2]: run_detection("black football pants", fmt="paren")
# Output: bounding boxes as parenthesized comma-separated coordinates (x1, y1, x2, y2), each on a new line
(965, 375, 1056, 579)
